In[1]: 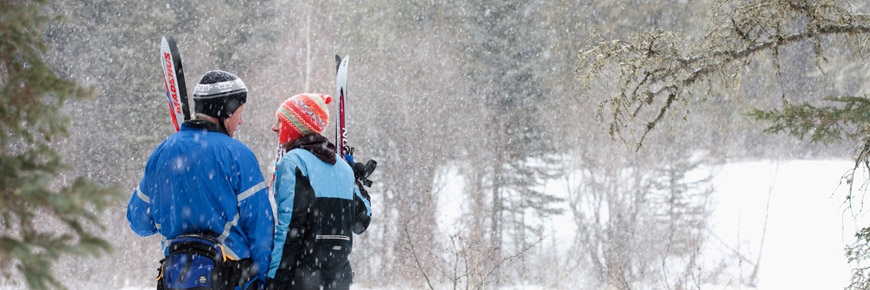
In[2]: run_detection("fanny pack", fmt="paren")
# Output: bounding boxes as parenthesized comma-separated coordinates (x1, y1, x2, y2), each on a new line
(157, 234, 256, 290)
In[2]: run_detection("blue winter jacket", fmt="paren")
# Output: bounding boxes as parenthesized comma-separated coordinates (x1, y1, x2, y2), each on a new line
(126, 121, 275, 283)
(267, 137, 372, 288)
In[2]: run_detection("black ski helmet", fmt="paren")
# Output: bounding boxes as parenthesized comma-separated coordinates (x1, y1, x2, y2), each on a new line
(192, 70, 247, 119)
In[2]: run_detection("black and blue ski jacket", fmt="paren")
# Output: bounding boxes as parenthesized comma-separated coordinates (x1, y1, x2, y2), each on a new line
(266, 135, 371, 288)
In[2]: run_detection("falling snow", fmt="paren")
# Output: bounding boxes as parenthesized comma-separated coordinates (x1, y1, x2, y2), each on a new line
(4, 1, 870, 289)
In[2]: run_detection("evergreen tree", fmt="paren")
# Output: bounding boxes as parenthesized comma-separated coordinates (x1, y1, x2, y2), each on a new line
(0, 1, 120, 289)
(452, 0, 563, 283)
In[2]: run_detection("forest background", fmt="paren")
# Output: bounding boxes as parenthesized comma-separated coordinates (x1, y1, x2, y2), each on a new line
(3, 0, 870, 289)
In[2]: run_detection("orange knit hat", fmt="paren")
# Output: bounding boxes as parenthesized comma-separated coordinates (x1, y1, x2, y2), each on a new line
(276, 93, 332, 144)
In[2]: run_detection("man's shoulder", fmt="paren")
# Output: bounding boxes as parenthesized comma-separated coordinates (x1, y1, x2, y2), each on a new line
(219, 135, 253, 151)
(175, 129, 251, 150)
(165, 130, 258, 167)
(217, 137, 258, 164)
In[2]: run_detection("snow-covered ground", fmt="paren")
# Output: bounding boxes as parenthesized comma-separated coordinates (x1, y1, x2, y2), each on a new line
(705, 160, 861, 289)
(434, 159, 864, 289)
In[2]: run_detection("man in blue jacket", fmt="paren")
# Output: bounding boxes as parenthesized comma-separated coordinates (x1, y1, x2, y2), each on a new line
(266, 93, 372, 290)
(127, 70, 274, 288)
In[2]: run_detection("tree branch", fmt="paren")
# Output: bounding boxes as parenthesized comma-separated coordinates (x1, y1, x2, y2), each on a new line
(402, 224, 437, 290)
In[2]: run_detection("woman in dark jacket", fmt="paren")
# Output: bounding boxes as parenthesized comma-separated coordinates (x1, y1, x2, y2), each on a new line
(265, 93, 372, 290)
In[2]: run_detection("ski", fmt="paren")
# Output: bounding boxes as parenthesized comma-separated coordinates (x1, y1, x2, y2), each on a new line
(160, 36, 191, 131)
(335, 55, 350, 159)
(334, 54, 376, 188)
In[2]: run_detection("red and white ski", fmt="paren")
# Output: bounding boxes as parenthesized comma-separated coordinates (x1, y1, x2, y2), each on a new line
(160, 36, 190, 131)
(335, 55, 350, 159)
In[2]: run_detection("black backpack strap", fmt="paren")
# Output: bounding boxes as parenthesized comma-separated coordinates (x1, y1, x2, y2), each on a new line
(177, 259, 193, 284)
(168, 239, 224, 262)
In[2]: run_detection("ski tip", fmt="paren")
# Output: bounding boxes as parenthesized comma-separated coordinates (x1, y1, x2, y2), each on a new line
(335, 55, 349, 73)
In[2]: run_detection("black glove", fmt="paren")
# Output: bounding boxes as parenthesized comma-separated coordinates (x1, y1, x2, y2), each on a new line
(352, 159, 377, 188)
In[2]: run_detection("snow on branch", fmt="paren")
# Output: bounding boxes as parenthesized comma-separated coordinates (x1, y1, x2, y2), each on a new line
(575, 0, 870, 150)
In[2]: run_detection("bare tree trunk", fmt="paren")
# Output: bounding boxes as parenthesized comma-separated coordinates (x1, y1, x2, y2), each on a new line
(303, 4, 311, 91)
(489, 146, 503, 286)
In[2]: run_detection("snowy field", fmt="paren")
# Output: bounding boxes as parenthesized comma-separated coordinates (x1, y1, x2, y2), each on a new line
(434, 159, 864, 290)
(703, 160, 861, 289)
(116, 159, 862, 290)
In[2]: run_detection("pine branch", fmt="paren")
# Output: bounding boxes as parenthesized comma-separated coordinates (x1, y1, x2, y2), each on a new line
(0, 2, 122, 288)
(747, 96, 870, 144)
